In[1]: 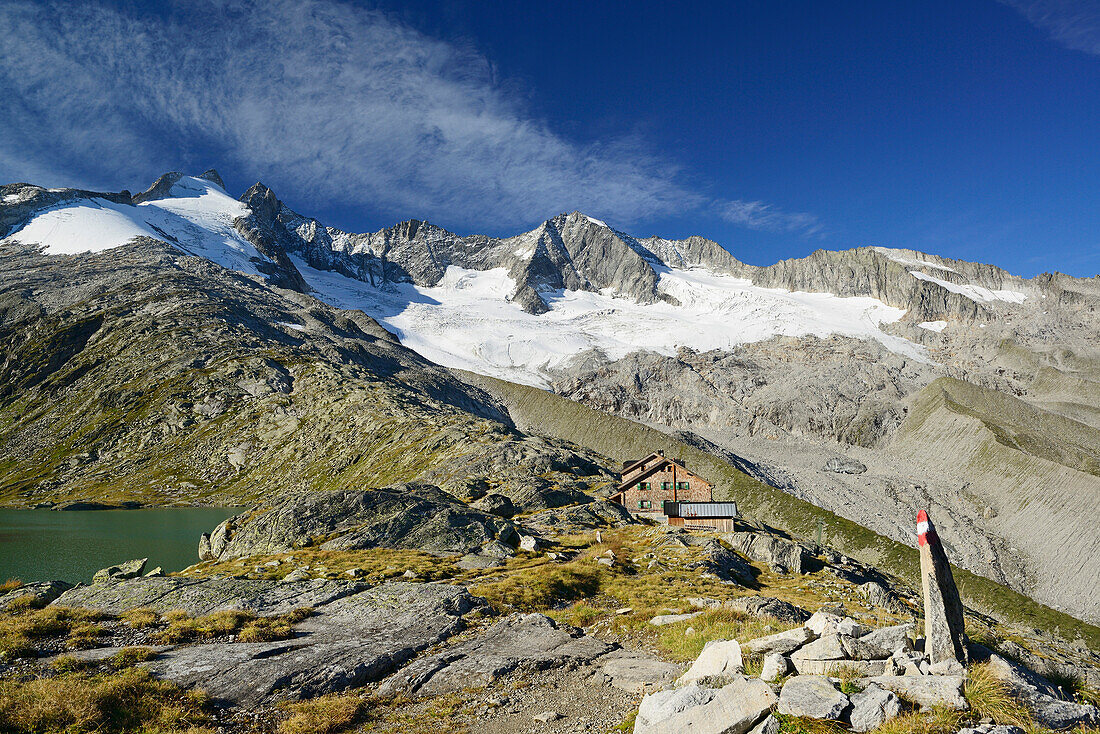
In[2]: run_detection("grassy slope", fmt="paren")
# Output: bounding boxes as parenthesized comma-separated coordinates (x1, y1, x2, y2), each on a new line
(459, 371, 1100, 650)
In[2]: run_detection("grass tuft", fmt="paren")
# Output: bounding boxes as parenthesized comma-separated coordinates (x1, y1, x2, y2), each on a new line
(278, 694, 367, 734)
(119, 607, 159, 629)
(964, 663, 1034, 729)
(0, 579, 23, 594)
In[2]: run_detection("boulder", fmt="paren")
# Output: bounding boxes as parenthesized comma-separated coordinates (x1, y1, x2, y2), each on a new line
(958, 726, 1025, 734)
(791, 659, 887, 677)
(857, 624, 914, 657)
(822, 457, 867, 474)
(860, 675, 968, 711)
(596, 649, 680, 693)
(377, 613, 611, 697)
(791, 634, 847, 662)
(650, 612, 702, 626)
(743, 627, 816, 656)
(678, 639, 744, 685)
(848, 684, 901, 732)
(728, 596, 810, 624)
(519, 535, 540, 552)
(749, 714, 780, 734)
(760, 653, 790, 682)
(690, 540, 756, 585)
(473, 493, 516, 519)
(777, 676, 850, 720)
(634, 677, 777, 734)
(92, 558, 147, 583)
(0, 580, 73, 610)
(983, 653, 1099, 730)
(928, 659, 965, 676)
(726, 531, 809, 574)
(916, 511, 967, 665)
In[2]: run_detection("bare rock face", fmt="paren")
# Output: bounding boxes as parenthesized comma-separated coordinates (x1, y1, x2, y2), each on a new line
(146, 582, 485, 707)
(916, 510, 967, 665)
(376, 613, 611, 697)
(726, 530, 809, 574)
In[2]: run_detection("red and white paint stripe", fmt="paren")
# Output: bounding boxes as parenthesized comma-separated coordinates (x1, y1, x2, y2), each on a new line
(916, 509, 939, 547)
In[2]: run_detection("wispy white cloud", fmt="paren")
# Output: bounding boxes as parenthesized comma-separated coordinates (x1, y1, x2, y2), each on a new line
(0, 0, 818, 236)
(1000, 0, 1100, 56)
(716, 199, 824, 237)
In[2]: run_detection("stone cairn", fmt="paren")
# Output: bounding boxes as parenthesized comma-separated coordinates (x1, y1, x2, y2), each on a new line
(917, 510, 967, 666)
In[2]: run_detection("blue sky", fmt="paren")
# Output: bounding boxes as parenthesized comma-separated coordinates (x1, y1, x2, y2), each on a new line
(0, 0, 1097, 276)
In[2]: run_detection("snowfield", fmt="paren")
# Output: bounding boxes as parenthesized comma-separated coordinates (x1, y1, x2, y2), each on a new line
(292, 256, 928, 387)
(908, 270, 1026, 304)
(2, 177, 269, 276)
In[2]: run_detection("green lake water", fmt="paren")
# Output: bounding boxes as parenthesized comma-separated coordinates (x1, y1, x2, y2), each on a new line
(0, 508, 239, 584)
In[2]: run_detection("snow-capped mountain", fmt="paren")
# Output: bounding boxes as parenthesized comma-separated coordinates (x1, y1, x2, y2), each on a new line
(4, 170, 1100, 624)
(0, 171, 1058, 390)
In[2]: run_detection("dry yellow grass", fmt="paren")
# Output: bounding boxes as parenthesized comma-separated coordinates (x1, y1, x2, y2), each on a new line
(278, 694, 367, 734)
(0, 606, 105, 660)
(0, 667, 213, 733)
(119, 607, 159, 629)
(964, 663, 1035, 728)
(0, 579, 23, 594)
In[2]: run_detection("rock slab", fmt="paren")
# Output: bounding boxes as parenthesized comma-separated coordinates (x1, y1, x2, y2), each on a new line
(634, 677, 777, 734)
(777, 676, 850, 720)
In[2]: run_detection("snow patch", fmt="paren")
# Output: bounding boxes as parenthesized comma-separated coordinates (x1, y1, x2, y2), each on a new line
(292, 257, 930, 388)
(584, 215, 607, 228)
(4, 198, 161, 255)
(909, 271, 1026, 304)
(919, 321, 948, 332)
(277, 321, 306, 331)
(3, 193, 22, 203)
(872, 247, 957, 273)
(3, 176, 270, 276)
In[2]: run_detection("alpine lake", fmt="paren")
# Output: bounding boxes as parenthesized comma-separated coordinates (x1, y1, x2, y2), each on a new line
(0, 507, 239, 585)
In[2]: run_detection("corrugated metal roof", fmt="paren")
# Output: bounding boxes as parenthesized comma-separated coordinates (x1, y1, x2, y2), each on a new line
(663, 501, 739, 518)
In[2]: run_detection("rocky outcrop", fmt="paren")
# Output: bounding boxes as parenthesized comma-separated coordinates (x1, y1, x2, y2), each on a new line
(377, 613, 611, 697)
(146, 582, 485, 707)
(0, 581, 72, 610)
(859, 675, 968, 711)
(198, 484, 520, 561)
(522, 500, 636, 535)
(53, 576, 366, 616)
(726, 529, 809, 574)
